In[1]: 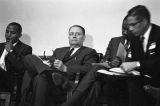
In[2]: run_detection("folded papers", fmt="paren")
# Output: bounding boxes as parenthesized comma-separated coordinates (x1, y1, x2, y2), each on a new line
(97, 68, 140, 76)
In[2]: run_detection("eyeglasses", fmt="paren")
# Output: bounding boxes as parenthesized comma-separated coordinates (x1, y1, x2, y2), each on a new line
(127, 19, 143, 28)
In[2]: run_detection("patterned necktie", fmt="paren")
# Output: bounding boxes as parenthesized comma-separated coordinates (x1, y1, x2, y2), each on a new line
(124, 39, 130, 51)
(124, 39, 131, 61)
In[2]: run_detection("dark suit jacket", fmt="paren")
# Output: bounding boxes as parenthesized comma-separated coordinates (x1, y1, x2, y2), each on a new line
(104, 36, 126, 62)
(20, 46, 98, 106)
(0, 40, 32, 91)
(129, 24, 160, 87)
(49, 46, 98, 80)
(70, 37, 129, 106)
(124, 24, 160, 106)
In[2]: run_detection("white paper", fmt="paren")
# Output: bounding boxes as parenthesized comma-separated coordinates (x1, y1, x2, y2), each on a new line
(97, 68, 140, 76)
(97, 69, 124, 76)
(109, 68, 125, 74)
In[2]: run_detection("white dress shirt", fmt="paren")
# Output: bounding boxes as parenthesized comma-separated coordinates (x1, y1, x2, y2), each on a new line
(0, 42, 17, 71)
(70, 47, 80, 56)
(143, 25, 152, 52)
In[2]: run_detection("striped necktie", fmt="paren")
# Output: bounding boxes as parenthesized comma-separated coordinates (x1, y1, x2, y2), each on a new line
(63, 48, 74, 61)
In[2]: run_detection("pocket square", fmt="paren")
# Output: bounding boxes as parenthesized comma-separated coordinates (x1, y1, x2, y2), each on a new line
(149, 42, 156, 50)
(150, 52, 155, 55)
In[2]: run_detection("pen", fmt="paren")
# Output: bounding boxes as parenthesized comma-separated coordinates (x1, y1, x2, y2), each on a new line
(43, 51, 46, 60)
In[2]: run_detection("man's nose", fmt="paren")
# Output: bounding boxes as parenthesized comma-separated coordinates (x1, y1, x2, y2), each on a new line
(72, 34, 77, 38)
(128, 26, 134, 32)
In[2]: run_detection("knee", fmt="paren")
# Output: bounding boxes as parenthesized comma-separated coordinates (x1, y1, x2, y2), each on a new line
(33, 75, 48, 84)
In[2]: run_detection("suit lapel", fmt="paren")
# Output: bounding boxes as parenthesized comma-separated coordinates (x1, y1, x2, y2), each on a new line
(130, 36, 145, 60)
(70, 47, 84, 58)
(13, 41, 22, 54)
(62, 46, 85, 63)
(120, 37, 126, 45)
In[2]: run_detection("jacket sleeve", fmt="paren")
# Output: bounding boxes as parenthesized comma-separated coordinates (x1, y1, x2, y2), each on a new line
(103, 38, 113, 61)
(66, 49, 98, 75)
(6, 46, 32, 74)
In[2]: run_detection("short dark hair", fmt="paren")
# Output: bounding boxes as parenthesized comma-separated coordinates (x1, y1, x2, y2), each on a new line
(69, 25, 85, 35)
(8, 22, 22, 34)
(127, 5, 151, 22)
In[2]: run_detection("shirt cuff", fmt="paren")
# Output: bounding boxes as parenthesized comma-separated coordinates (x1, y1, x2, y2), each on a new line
(136, 61, 141, 69)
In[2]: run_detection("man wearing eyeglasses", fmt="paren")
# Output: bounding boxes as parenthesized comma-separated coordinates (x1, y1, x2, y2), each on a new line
(120, 5, 160, 106)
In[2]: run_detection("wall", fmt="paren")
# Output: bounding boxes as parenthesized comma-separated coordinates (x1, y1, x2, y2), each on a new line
(0, 0, 160, 55)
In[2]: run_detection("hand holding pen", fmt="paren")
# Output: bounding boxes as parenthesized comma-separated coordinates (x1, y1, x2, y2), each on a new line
(53, 50, 67, 72)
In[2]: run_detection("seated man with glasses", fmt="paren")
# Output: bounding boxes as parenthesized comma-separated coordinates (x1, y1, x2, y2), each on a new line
(120, 5, 160, 106)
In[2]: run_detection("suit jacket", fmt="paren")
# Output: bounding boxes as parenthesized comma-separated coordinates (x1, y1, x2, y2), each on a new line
(49, 46, 98, 79)
(104, 36, 126, 62)
(129, 24, 160, 87)
(0, 40, 32, 91)
(19, 46, 97, 106)
(0, 40, 32, 75)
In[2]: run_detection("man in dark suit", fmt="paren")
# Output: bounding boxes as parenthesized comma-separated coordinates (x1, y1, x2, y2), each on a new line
(120, 5, 160, 106)
(20, 25, 98, 106)
(62, 17, 130, 106)
(0, 22, 32, 105)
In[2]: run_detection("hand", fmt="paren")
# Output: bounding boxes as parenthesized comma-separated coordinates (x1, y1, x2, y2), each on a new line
(110, 56, 122, 67)
(5, 40, 13, 52)
(54, 59, 67, 72)
(120, 62, 137, 72)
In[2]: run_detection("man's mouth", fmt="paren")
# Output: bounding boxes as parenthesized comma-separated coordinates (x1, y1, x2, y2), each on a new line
(72, 40, 77, 41)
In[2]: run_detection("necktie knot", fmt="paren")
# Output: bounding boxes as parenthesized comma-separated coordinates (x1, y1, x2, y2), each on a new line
(69, 48, 74, 56)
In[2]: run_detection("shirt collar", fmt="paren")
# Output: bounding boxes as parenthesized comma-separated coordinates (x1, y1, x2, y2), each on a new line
(13, 41, 18, 47)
